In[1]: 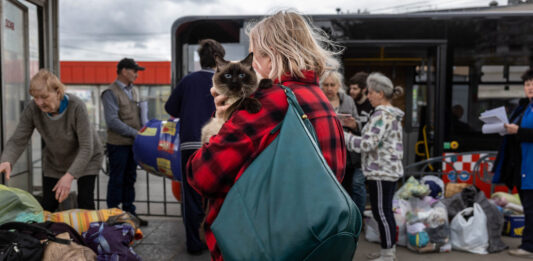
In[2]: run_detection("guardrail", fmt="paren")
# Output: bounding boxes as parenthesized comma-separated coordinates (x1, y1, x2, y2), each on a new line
(403, 150, 510, 194)
(95, 150, 181, 217)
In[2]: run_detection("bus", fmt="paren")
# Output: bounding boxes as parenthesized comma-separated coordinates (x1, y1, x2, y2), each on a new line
(171, 11, 533, 166)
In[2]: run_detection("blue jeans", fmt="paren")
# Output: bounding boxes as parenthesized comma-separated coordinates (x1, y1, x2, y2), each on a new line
(106, 144, 137, 215)
(351, 168, 366, 216)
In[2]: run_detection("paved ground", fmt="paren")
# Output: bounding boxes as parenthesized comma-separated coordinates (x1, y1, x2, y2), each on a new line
(133, 216, 525, 261)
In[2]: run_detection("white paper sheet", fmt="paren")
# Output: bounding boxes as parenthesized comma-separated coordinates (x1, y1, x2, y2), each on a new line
(479, 106, 508, 135)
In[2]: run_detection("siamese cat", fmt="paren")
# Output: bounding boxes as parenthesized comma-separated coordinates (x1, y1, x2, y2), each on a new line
(201, 52, 269, 143)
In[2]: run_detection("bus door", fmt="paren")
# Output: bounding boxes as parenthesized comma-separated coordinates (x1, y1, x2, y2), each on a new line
(340, 40, 447, 165)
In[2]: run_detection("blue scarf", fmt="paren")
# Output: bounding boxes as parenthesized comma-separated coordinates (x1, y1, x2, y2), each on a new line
(48, 94, 68, 116)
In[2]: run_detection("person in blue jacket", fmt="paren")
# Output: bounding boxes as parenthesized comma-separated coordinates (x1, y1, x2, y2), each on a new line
(493, 68, 533, 258)
(164, 39, 225, 255)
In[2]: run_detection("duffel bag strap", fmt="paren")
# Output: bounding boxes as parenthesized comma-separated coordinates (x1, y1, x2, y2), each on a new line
(0, 222, 71, 245)
(278, 85, 319, 143)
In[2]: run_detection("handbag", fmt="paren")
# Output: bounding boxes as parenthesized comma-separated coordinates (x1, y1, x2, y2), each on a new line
(0, 222, 70, 261)
(36, 221, 86, 246)
(42, 232, 96, 261)
(211, 85, 362, 261)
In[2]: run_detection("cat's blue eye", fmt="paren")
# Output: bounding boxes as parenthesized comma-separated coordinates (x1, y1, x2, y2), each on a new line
(224, 74, 232, 79)
(238, 73, 245, 79)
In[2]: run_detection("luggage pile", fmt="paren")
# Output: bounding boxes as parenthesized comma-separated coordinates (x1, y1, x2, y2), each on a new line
(0, 184, 143, 261)
(365, 175, 515, 254)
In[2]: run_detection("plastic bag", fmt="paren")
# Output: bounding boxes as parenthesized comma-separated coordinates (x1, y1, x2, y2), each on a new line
(0, 184, 43, 225)
(450, 203, 488, 254)
(364, 210, 380, 243)
(405, 197, 452, 253)
(364, 202, 409, 246)
(394, 176, 430, 200)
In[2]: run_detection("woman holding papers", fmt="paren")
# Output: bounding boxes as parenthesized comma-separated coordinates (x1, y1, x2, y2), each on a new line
(493, 68, 533, 258)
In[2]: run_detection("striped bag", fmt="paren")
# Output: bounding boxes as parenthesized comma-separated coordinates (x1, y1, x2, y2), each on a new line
(43, 208, 143, 240)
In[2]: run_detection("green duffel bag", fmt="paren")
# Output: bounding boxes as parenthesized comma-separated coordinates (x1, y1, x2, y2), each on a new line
(211, 85, 362, 261)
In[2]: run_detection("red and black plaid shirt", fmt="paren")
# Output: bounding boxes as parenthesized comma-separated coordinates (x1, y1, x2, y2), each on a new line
(187, 70, 346, 261)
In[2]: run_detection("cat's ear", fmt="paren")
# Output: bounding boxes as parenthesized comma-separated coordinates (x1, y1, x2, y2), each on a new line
(215, 56, 229, 71)
(241, 52, 254, 68)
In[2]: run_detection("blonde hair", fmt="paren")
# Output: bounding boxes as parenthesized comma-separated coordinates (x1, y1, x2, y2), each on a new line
(320, 70, 345, 92)
(29, 69, 66, 96)
(246, 10, 342, 81)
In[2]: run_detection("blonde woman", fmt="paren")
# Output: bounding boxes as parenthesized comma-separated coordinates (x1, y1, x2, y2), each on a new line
(187, 10, 346, 260)
(0, 69, 103, 211)
(344, 72, 404, 261)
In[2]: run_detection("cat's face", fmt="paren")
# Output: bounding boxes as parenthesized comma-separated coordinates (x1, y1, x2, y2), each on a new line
(213, 53, 258, 98)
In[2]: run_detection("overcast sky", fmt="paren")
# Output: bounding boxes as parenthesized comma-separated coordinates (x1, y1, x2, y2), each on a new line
(59, 0, 506, 61)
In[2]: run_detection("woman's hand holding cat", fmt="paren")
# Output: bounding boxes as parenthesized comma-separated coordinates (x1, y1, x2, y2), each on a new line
(211, 87, 230, 119)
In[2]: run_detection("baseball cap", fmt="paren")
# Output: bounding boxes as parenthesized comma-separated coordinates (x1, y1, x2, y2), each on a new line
(117, 58, 145, 72)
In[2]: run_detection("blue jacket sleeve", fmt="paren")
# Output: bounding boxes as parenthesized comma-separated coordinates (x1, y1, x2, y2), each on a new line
(165, 80, 185, 118)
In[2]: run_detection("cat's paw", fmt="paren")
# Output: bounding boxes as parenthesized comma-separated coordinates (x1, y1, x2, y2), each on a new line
(258, 79, 273, 89)
(243, 98, 262, 113)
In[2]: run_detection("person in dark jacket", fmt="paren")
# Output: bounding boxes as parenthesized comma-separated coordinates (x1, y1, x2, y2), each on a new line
(164, 39, 225, 255)
(493, 68, 533, 258)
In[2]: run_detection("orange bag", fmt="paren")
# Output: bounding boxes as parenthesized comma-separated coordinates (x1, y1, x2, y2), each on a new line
(445, 183, 471, 198)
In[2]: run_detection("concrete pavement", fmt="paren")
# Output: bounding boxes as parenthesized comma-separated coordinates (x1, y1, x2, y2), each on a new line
(133, 216, 525, 261)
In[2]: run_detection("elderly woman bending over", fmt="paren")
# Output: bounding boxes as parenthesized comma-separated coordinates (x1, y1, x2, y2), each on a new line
(344, 72, 404, 261)
(0, 69, 103, 212)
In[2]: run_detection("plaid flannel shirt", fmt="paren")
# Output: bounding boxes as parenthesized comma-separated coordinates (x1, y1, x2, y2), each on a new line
(187, 70, 346, 261)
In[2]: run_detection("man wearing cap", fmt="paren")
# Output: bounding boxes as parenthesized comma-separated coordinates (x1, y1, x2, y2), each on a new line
(101, 58, 147, 226)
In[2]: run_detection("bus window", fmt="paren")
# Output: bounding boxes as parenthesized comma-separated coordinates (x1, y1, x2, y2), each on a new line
(183, 43, 248, 75)
(448, 64, 528, 152)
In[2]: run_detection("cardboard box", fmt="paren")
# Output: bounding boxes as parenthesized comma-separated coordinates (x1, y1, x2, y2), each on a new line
(503, 214, 525, 238)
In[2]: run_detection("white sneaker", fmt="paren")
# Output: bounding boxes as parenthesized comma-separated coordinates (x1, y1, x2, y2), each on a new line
(368, 246, 396, 261)
(509, 248, 533, 258)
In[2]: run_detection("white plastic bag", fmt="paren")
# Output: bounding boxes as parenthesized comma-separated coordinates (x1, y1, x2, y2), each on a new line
(364, 210, 381, 243)
(450, 203, 488, 254)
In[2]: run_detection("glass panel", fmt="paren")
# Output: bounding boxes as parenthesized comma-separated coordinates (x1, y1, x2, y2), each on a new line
(481, 65, 505, 82)
(20, 0, 38, 77)
(20, 0, 42, 192)
(510, 66, 529, 82)
(138, 85, 171, 120)
(478, 84, 524, 99)
(2, 0, 29, 186)
(453, 66, 469, 82)
(67, 86, 100, 128)
(187, 43, 248, 73)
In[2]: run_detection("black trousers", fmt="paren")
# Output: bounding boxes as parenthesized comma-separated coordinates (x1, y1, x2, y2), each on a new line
(181, 149, 206, 252)
(42, 175, 96, 212)
(368, 179, 397, 249)
(519, 189, 533, 252)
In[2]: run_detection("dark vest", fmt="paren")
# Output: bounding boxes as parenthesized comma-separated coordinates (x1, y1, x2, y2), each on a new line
(106, 82, 141, 145)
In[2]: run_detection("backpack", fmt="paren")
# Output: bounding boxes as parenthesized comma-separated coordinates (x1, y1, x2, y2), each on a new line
(0, 222, 70, 261)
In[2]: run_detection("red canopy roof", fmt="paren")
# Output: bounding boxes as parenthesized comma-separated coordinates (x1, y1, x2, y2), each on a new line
(60, 61, 171, 85)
